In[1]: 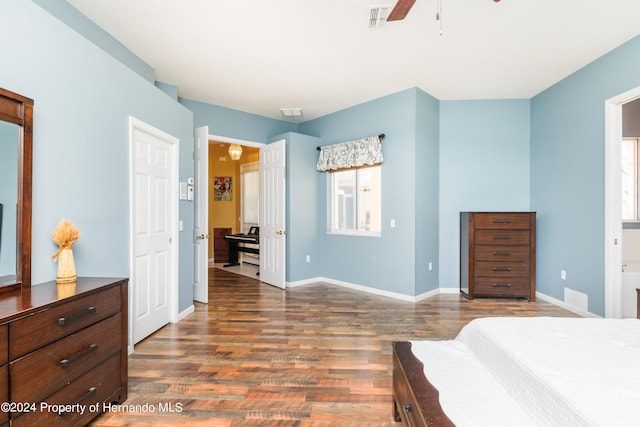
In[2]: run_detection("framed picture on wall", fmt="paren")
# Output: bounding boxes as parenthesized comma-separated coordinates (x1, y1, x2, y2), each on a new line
(214, 176, 232, 201)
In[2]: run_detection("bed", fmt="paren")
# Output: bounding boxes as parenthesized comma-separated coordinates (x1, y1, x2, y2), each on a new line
(392, 316, 640, 427)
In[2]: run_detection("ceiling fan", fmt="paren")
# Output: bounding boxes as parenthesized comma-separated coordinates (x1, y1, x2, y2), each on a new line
(386, 0, 500, 21)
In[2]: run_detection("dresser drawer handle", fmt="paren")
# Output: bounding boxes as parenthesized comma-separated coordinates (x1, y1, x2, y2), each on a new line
(492, 267, 512, 272)
(493, 235, 512, 240)
(492, 283, 513, 288)
(60, 343, 98, 368)
(492, 219, 512, 224)
(403, 404, 414, 427)
(58, 306, 97, 326)
(59, 387, 97, 417)
(493, 251, 512, 256)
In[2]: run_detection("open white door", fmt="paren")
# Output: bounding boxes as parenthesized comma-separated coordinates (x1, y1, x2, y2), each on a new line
(193, 126, 209, 303)
(259, 139, 286, 288)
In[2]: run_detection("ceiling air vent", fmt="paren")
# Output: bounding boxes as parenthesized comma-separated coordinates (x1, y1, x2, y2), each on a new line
(369, 5, 390, 28)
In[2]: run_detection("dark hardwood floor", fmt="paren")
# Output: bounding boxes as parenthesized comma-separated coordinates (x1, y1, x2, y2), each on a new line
(90, 268, 575, 426)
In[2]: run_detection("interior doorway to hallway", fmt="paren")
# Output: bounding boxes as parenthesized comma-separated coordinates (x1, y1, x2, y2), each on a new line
(604, 85, 640, 318)
(207, 137, 263, 280)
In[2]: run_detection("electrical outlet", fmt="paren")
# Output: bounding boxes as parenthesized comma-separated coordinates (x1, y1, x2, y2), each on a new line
(428, 262, 433, 271)
(306, 255, 311, 263)
(561, 270, 567, 280)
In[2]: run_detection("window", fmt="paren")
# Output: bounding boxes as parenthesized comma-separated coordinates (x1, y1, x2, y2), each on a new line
(329, 166, 381, 235)
(622, 138, 638, 222)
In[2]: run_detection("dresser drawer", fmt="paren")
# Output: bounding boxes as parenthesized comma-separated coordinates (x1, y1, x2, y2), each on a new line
(475, 230, 531, 246)
(473, 277, 531, 295)
(0, 325, 7, 365)
(11, 313, 121, 404)
(10, 285, 121, 359)
(474, 261, 530, 277)
(474, 246, 530, 261)
(473, 213, 532, 229)
(0, 365, 7, 425)
(11, 354, 121, 427)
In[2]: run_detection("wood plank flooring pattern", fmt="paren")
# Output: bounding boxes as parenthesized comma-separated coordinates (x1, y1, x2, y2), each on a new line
(90, 268, 575, 426)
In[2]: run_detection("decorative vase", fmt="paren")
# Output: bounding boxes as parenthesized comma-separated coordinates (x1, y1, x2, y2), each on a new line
(57, 281, 76, 298)
(56, 247, 77, 284)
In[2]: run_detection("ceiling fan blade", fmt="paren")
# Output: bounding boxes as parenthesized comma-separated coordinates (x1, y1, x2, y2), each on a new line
(387, 0, 417, 21)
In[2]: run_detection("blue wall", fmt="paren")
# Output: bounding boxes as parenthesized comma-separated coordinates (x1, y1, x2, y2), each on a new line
(32, 0, 155, 83)
(180, 98, 296, 143)
(299, 88, 429, 296)
(415, 90, 440, 295)
(273, 132, 324, 281)
(14, 0, 640, 313)
(439, 100, 532, 289)
(531, 35, 640, 315)
(0, 123, 19, 276)
(1, 1, 195, 312)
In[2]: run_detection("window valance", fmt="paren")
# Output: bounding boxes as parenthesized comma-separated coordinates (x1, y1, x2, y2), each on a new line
(316, 134, 384, 172)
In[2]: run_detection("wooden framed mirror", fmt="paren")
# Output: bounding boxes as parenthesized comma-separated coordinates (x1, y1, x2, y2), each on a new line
(0, 87, 33, 289)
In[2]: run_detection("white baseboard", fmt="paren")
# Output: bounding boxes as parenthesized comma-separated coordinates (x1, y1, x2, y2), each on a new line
(288, 276, 447, 303)
(535, 291, 600, 318)
(287, 278, 602, 318)
(175, 304, 195, 322)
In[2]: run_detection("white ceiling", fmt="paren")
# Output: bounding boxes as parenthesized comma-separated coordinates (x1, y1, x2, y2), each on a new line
(66, 0, 640, 122)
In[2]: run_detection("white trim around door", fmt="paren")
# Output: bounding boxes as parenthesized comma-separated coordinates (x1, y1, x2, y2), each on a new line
(129, 117, 180, 348)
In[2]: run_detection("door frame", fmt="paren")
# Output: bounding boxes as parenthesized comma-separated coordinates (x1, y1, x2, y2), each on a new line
(604, 85, 640, 318)
(129, 116, 179, 353)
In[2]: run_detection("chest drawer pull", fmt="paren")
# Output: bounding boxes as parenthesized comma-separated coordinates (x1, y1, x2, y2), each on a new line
(58, 306, 97, 326)
(60, 343, 98, 368)
(492, 283, 513, 288)
(493, 235, 512, 240)
(492, 219, 512, 224)
(493, 251, 512, 256)
(59, 387, 97, 417)
(402, 404, 414, 427)
(492, 267, 512, 272)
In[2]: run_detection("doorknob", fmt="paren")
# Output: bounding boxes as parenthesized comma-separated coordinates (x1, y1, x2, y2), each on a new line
(197, 234, 209, 240)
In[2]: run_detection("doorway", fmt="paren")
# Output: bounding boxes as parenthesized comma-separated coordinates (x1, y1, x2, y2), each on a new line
(209, 140, 261, 278)
(604, 85, 640, 318)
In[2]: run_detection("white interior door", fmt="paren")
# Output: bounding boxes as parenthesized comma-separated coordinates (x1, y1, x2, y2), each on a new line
(193, 126, 209, 304)
(259, 139, 286, 288)
(131, 118, 178, 344)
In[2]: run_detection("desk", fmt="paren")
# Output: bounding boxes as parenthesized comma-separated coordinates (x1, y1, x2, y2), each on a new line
(224, 233, 259, 267)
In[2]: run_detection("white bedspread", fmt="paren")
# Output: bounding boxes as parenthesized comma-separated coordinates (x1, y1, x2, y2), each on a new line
(411, 317, 640, 427)
(456, 317, 640, 427)
(409, 339, 539, 427)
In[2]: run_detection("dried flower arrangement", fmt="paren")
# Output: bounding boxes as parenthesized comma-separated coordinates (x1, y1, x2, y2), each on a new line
(52, 219, 79, 284)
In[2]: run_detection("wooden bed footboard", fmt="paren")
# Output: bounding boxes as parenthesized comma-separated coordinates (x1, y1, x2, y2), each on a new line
(392, 341, 455, 427)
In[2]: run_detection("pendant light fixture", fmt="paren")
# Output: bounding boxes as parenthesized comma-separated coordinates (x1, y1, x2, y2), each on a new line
(228, 144, 242, 160)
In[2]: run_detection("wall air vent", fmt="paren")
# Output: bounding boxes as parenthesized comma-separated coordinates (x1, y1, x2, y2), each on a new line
(369, 5, 390, 28)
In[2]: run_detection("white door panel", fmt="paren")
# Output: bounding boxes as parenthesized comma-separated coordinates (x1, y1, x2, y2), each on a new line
(193, 126, 209, 303)
(131, 118, 178, 344)
(260, 139, 286, 289)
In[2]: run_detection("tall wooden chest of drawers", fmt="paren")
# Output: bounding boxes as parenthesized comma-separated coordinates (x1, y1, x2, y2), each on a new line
(0, 277, 128, 426)
(460, 212, 536, 301)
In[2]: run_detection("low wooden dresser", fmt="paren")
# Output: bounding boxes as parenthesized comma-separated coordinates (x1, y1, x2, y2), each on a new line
(460, 212, 536, 301)
(0, 277, 128, 426)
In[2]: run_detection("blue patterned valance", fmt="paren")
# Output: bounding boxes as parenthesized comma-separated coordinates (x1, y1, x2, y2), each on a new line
(316, 135, 384, 172)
